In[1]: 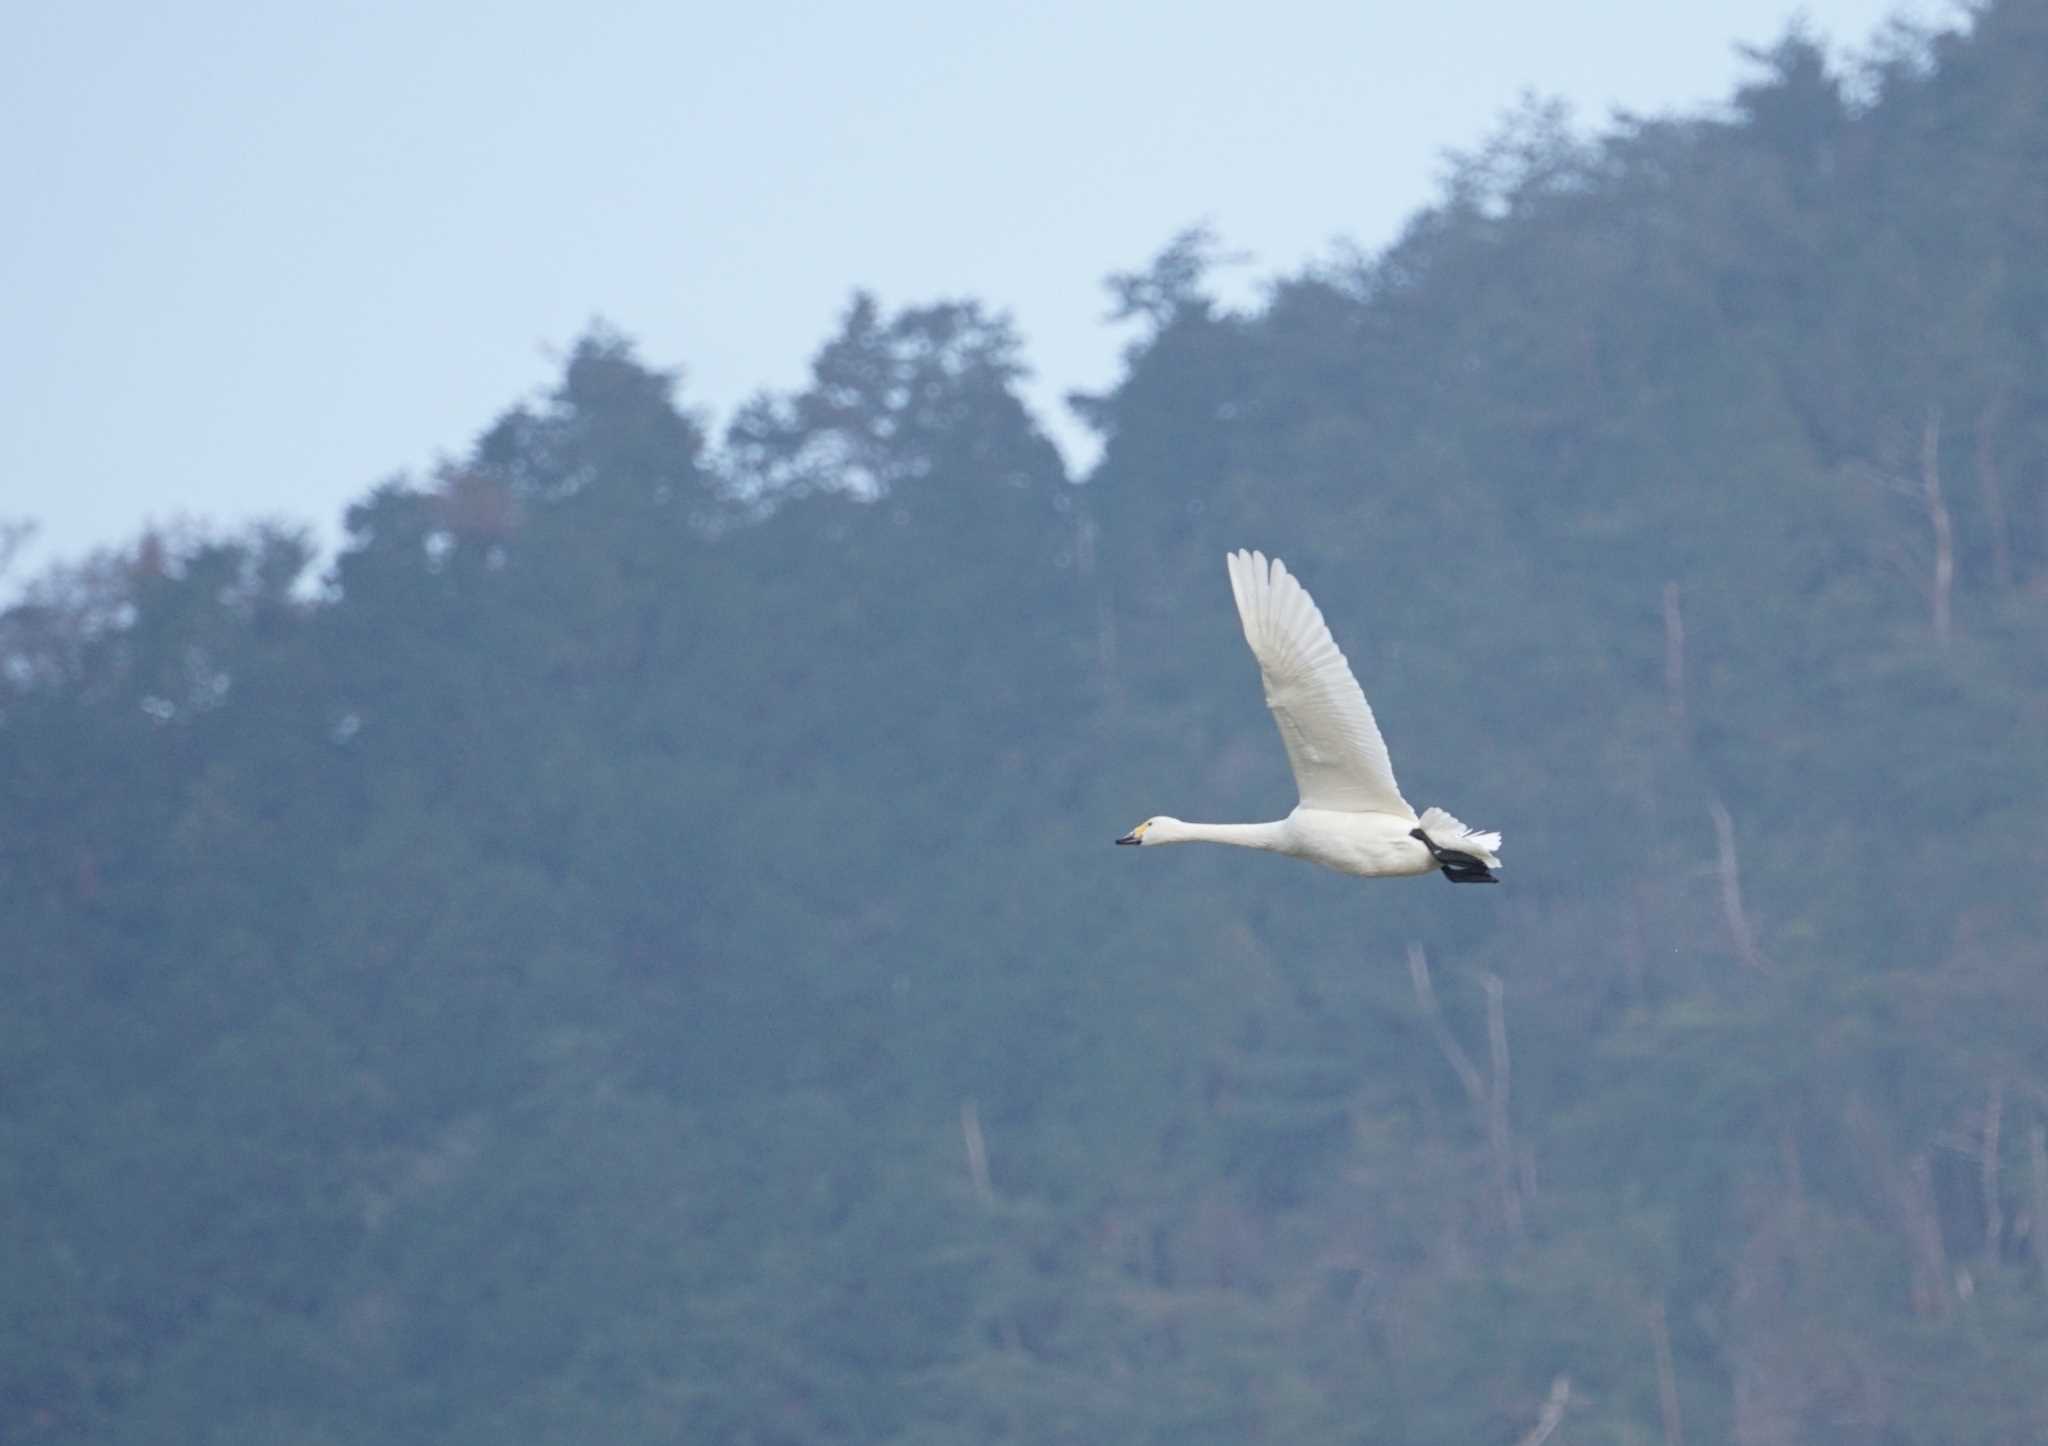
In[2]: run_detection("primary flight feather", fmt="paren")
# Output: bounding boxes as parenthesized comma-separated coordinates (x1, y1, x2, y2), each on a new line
(1117, 549, 1502, 883)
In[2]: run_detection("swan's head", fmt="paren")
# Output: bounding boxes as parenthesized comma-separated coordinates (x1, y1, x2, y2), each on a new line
(1115, 816, 1180, 846)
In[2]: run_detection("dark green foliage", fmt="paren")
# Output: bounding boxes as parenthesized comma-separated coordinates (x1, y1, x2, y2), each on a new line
(6, 8, 2048, 1441)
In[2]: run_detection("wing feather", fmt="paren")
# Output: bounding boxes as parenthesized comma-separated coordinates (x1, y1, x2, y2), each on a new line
(1225, 549, 1413, 817)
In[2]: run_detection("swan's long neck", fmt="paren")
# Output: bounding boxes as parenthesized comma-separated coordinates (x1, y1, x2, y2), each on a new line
(1154, 818, 1292, 852)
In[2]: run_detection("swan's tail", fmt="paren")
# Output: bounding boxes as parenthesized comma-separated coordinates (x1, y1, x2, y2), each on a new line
(1416, 806, 1502, 871)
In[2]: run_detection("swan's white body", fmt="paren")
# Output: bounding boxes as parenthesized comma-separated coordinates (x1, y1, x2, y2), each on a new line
(1118, 550, 1501, 882)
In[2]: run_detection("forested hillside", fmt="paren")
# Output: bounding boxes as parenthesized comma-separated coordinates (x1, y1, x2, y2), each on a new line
(6, 8, 2048, 1442)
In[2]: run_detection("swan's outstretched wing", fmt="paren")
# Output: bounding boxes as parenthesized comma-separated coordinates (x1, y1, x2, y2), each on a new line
(1225, 549, 1413, 818)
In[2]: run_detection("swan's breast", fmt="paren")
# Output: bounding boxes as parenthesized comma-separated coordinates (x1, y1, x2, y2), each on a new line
(1286, 808, 1436, 879)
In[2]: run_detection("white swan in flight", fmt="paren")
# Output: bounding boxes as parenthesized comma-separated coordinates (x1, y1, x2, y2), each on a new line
(1117, 549, 1502, 883)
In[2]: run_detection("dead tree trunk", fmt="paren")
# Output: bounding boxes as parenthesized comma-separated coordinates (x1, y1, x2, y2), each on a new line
(1409, 944, 1524, 1239)
(2030, 1122, 2048, 1290)
(1662, 581, 1688, 736)
(1902, 1153, 1953, 1317)
(1847, 1098, 1952, 1318)
(1921, 407, 1954, 647)
(961, 1097, 994, 1207)
(1975, 392, 2014, 594)
(1515, 1376, 1571, 1446)
(1483, 973, 1523, 1238)
(1651, 1296, 1686, 1446)
(1708, 798, 1767, 971)
(1075, 513, 1121, 697)
(1983, 1080, 2004, 1259)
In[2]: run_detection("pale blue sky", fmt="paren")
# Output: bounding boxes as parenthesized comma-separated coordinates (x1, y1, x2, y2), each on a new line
(5, 0, 1922, 577)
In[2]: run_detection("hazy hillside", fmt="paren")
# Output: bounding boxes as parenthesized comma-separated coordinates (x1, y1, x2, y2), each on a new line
(5, 8, 2048, 1443)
